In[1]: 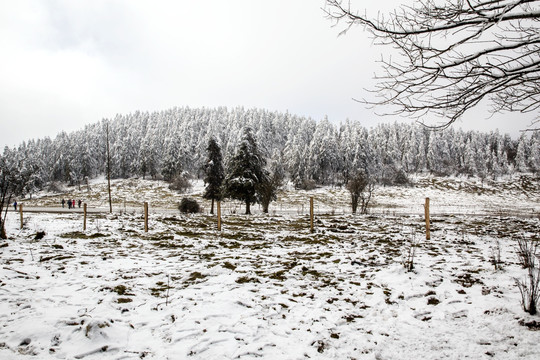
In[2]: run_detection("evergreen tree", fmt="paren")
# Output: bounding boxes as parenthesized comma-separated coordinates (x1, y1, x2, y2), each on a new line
(223, 128, 267, 215)
(284, 118, 315, 189)
(258, 149, 285, 213)
(307, 117, 339, 185)
(529, 133, 540, 174)
(161, 139, 182, 182)
(203, 137, 224, 214)
(515, 134, 530, 172)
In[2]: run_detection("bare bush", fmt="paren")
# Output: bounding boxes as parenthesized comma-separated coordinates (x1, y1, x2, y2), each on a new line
(169, 174, 192, 193)
(359, 182, 375, 215)
(514, 236, 540, 315)
(347, 172, 368, 214)
(295, 179, 317, 191)
(47, 181, 64, 193)
(401, 230, 418, 272)
(393, 169, 410, 186)
(515, 264, 540, 315)
(490, 239, 503, 271)
(516, 237, 539, 269)
(347, 172, 375, 214)
(178, 198, 200, 214)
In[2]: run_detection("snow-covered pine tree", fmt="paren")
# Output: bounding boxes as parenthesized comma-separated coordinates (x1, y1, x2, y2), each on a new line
(515, 134, 530, 173)
(307, 117, 340, 185)
(258, 149, 285, 213)
(161, 139, 183, 182)
(203, 137, 225, 214)
(283, 117, 314, 189)
(223, 128, 267, 215)
(529, 132, 540, 174)
(502, 134, 518, 172)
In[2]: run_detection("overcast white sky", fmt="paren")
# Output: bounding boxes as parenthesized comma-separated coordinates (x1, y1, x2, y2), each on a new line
(0, 0, 533, 149)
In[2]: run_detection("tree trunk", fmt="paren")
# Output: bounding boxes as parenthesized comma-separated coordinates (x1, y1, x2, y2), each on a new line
(0, 194, 11, 239)
(261, 198, 269, 213)
(210, 199, 215, 215)
(351, 193, 359, 214)
(245, 201, 251, 215)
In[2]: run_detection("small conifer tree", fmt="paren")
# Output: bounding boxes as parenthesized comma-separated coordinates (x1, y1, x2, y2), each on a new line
(203, 137, 224, 214)
(223, 128, 267, 215)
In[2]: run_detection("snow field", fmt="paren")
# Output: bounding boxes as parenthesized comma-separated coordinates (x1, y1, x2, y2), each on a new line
(1, 205, 539, 359)
(16, 174, 540, 219)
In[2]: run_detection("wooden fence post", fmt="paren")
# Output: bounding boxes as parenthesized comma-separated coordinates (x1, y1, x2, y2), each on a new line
(217, 201, 222, 232)
(144, 202, 149, 233)
(310, 196, 314, 233)
(83, 203, 87, 231)
(19, 203, 23, 230)
(424, 197, 430, 240)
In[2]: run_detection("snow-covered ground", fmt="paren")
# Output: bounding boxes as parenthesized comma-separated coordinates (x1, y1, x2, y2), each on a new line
(1, 175, 539, 359)
(15, 174, 540, 217)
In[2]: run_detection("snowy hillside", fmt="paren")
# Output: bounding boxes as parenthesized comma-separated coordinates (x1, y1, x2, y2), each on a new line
(1, 176, 539, 359)
(16, 174, 540, 217)
(4, 106, 540, 198)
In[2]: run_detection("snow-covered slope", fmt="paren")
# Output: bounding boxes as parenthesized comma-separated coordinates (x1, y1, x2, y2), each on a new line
(1, 176, 539, 359)
(17, 174, 540, 217)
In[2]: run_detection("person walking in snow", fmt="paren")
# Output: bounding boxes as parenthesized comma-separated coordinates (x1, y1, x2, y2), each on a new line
(61, 199, 65, 208)
(13, 201, 17, 211)
(72, 199, 76, 208)
(78, 199, 82, 208)
(68, 199, 72, 209)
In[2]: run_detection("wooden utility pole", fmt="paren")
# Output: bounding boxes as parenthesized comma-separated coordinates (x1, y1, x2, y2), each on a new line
(310, 196, 314, 233)
(217, 201, 221, 232)
(144, 202, 149, 232)
(424, 197, 430, 240)
(83, 203, 87, 231)
(106, 123, 112, 213)
(19, 203, 23, 230)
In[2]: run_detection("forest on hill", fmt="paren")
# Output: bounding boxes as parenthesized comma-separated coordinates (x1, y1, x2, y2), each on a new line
(1, 106, 539, 198)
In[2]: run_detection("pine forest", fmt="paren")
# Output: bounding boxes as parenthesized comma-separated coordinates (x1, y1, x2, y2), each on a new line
(3, 106, 539, 198)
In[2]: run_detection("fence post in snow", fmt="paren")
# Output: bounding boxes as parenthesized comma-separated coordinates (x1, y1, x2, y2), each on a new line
(217, 201, 222, 232)
(83, 203, 87, 231)
(144, 202, 149, 233)
(19, 203, 23, 230)
(310, 196, 314, 233)
(424, 197, 430, 240)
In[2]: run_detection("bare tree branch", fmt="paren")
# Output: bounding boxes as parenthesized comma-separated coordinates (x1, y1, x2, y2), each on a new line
(325, 0, 540, 128)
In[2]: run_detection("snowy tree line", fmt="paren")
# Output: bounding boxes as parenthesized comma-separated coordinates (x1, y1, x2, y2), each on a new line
(1, 106, 539, 197)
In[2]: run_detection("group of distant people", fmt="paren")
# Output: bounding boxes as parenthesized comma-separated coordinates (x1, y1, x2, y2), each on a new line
(11, 199, 85, 211)
(61, 199, 82, 209)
